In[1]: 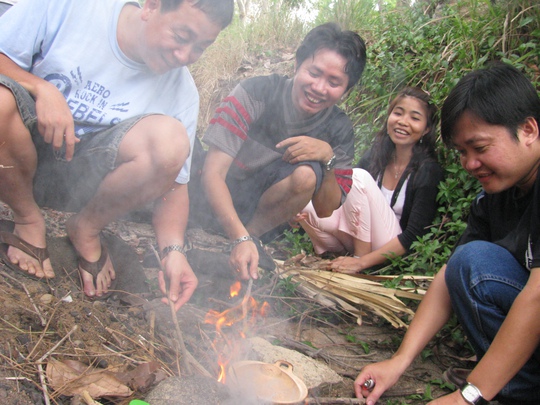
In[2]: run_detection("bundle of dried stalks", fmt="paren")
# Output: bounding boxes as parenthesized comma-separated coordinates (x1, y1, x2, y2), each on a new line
(275, 256, 432, 328)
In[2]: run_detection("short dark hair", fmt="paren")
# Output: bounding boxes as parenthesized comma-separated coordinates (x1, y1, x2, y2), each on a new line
(160, 0, 234, 29)
(295, 22, 367, 91)
(441, 62, 540, 146)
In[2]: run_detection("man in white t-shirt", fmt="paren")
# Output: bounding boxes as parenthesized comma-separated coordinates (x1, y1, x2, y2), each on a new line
(0, 0, 234, 311)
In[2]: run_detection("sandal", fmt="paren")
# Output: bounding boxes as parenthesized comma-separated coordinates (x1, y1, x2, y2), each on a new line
(0, 220, 51, 279)
(76, 240, 117, 300)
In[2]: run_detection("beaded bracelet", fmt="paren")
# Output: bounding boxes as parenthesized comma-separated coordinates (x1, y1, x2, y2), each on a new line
(230, 235, 253, 248)
(160, 244, 187, 260)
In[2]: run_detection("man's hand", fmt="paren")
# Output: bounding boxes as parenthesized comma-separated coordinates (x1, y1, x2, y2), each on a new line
(34, 81, 78, 160)
(354, 358, 404, 405)
(229, 241, 259, 280)
(159, 251, 198, 312)
(277, 136, 333, 165)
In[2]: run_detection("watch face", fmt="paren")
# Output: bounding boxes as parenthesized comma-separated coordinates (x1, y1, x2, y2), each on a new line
(461, 384, 481, 403)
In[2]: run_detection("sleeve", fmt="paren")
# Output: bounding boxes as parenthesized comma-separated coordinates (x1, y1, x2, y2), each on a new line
(455, 191, 492, 247)
(0, 0, 53, 69)
(202, 77, 267, 158)
(397, 161, 445, 250)
(174, 91, 199, 184)
(327, 110, 354, 199)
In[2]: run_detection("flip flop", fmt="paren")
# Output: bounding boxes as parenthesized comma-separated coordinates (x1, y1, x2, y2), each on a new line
(76, 238, 118, 301)
(0, 219, 51, 279)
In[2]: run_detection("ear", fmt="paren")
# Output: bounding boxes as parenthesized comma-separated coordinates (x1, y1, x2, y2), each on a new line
(519, 117, 539, 147)
(142, 0, 160, 19)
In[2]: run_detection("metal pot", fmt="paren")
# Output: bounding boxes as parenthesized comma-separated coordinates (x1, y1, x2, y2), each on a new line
(226, 360, 308, 404)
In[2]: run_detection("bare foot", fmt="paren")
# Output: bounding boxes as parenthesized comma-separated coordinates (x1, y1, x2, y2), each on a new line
(66, 215, 115, 298)
(7, 219, 55, 278)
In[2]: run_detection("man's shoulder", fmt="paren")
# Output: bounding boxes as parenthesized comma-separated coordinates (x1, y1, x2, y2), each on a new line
(239, 73, 288, 97)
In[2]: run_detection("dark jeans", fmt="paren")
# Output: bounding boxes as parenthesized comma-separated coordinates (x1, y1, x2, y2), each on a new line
(445, 241, 540, 402)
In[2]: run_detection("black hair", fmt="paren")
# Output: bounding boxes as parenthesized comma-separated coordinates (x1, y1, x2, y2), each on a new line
(295, 22, 367, 91)
(441, 62, 540, 146)
(367, 87, 439, 178)
(160, 0, 234, 29)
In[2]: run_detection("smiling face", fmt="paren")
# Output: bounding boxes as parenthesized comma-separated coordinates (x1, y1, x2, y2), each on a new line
(139, 0, 222, 74)
(386, 96, 430, 149)
(291, 48, 349, 118)
(453, 112, 540, 194)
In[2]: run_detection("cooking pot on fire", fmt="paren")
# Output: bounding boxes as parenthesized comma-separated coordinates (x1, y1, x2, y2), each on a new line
(226, 360, 308, 404)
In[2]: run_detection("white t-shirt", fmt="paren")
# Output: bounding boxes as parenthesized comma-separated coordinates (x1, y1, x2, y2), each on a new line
(0, 0, 198, 183)
(381, 177, 408, 221)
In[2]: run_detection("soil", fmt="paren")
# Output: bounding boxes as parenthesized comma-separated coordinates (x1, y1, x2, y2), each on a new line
(0, 51, 485, 405)
(0, 203, 479, 405)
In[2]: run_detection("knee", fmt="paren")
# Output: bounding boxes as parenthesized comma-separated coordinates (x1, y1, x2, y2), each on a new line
(445, 240, 500, 294)
(147, 117, 190, 177)
(289, 165, 317, 196)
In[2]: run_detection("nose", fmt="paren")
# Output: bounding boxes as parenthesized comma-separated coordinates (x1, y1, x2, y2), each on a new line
(173, 46, 196, 67)
(397, 115, 409, 127)
(311, 77, 327, 95)
(461, 153, 481, 172)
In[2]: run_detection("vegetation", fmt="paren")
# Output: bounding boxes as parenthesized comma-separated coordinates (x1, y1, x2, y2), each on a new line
(193, 0, 539, 279)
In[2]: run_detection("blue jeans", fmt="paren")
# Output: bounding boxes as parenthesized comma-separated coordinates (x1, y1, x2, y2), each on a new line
(445, 241, 540, 402)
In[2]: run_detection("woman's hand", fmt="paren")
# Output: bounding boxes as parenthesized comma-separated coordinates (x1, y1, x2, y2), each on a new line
(328, 256, 363, 273)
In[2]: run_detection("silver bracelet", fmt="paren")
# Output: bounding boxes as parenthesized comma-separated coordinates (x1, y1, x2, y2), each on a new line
(231, 235, 253, 248)
(160, 244, 187, 260)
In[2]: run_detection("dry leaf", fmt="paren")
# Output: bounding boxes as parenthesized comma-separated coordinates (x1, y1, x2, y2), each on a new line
(46, 357, 132, 398)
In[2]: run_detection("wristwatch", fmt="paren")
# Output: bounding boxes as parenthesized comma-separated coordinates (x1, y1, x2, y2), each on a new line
(324, 155, 336, 171)
(461, 383, 486, 404)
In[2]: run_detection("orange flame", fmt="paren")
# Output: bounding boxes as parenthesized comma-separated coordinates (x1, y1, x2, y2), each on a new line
(204, 281, 269, 384)
(230, 281, 241, 298)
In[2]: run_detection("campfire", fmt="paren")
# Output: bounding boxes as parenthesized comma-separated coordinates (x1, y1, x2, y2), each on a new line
(204, 279, 269, 384)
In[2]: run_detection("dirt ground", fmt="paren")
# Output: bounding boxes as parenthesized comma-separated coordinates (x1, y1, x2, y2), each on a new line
(0, 201, 481, 405)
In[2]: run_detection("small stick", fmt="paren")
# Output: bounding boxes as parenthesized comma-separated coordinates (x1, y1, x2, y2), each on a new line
(242, 278, 253, 332)
(82, 390, 103, 404)
(38, 324, 78, 363)
(22, 283, 47, 326)
(150, 245, 192, 376)
(37, 363, 50, 405)
(148, 310, 156, 356)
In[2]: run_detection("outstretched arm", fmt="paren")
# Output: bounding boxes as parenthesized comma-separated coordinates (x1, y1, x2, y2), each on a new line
(153, 183, 198, 312)
(330, 236, 406, 273)
(201, 147, 260, 280)
(356, 265, 452, 404)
